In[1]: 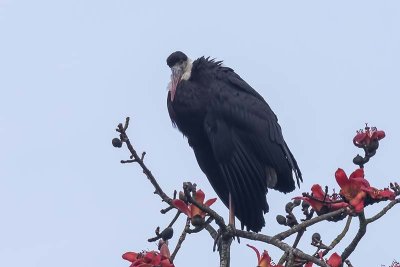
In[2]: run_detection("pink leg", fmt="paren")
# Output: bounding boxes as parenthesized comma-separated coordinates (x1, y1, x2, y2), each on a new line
(229, 193, 235, 226)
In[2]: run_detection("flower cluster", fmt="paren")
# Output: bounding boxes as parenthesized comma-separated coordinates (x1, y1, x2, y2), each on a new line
(172, 189, 217, 226)
(336, 168, 395, 212)
(298, 167, 396, 216)
(294, 184, 348, 216)
(122, 243, 174, 267)
(353, 126, 385, 149)
(353, 126, 386, 167)
(299, 168, 396, 215)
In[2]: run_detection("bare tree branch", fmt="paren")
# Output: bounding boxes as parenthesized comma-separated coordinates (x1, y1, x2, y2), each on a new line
(116, 117, 173, 205)
(219, 235, 233, 267)
(167, 211, 182, 228)
(274, 208, 348, 241)
(341, 212, 367, 260)
(278, 230, 305, 265)
(321, 215, 352, 257)
(205, 224, 218, 240)
(366, 198, 400, 224)
(186, 217, 214, 234)
(170, 218, 191, 262)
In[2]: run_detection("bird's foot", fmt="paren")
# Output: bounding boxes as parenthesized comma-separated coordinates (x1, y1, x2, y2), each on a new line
(213, 228, 222, 252)
(212, 224, 239, 252)
(226, 223, 240, 243)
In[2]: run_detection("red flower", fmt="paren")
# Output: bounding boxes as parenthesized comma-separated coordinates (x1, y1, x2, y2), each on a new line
(247, 244, 284, 267)
(294, 184, 348, 215)
(305, 252, 342, 267)
(336, 168, 397, 211)
(326, 253, 342, 267)
(122, 243, 174, 267)
(364, 187, 396, 201)
(122, 252, 139, 263)
(172, 189, 217, 219)
(335, 168, 370, 213)
(353, 126, 385, 148)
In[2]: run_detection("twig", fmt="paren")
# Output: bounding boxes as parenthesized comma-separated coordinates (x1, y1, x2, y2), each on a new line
(116, 117, 172, 205)
(116, 117, 232, 263)
(311, 240, 331, 251)
(161, 206, 174, 214)
(148, 226, 161, 242)
(205, 224, 218, 240)
(170, 218, 191, 262)
(344, 259, 354, 267)
(186, 217, 214, 234)
(292, 230, 305, 249)
(274, 208, 348, 241)
(120, 159, 137, 164)
(341, 212, 367, 260)
(366, 198, 400, 224)
(321, 215, 352, 257)
(123, 117, 129, 131)
(286, 250, 295, 267)
(278, 230, 305, 265)
(167, 211, 182, 228)
(184, 190, 232, 263)
(341, 199, 399, 260)
(278, 252, 289, 265)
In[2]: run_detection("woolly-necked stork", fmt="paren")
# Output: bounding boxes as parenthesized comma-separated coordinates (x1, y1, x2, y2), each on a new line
(166, 51, 302, 232)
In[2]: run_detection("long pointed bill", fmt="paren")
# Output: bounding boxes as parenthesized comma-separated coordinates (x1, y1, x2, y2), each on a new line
(170, 66, 182, 101)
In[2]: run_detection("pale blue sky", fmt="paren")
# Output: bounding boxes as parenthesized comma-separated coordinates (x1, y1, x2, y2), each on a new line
(1, 1, 399, 266)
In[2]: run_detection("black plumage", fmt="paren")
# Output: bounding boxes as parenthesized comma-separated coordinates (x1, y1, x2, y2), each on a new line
(166, 51, 302, 232)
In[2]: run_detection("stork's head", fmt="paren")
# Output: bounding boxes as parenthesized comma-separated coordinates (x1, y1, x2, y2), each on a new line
(167, 51, 192, 101)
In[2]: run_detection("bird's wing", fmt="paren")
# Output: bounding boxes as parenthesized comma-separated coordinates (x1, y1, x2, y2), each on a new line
(199, 68, 302, 231)
(203, 110, 269, 231)
(218, 68, 302, 188)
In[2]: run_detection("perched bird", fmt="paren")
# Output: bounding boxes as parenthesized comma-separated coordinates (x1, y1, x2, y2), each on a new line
(166, 51, 302, 232)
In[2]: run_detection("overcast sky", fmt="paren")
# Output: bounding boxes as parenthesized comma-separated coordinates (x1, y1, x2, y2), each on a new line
(1, 1, 399, 266)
